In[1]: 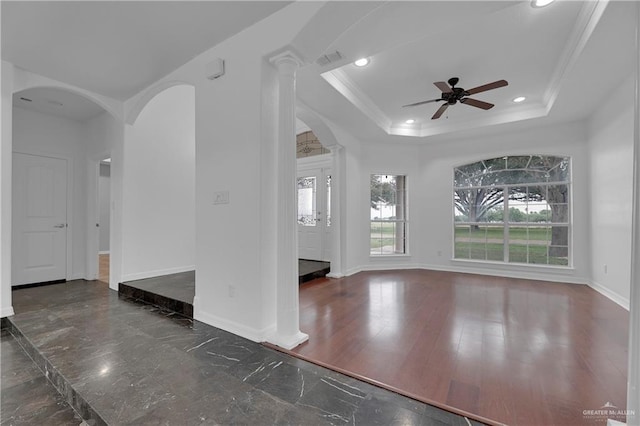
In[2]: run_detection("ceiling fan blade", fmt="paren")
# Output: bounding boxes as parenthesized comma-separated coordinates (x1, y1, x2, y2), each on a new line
(466, 80, 508, 95)
(433, 81, 453, 93)
(460, 97, 494, 110)
(402, 99, 441, 107)
(431, 103, 449, 119)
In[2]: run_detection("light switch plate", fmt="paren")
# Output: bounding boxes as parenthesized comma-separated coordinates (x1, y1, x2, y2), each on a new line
(213, 191, 229, 204)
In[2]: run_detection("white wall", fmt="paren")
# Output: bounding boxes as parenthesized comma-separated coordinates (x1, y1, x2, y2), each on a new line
(12, 106, 89, 280)
(121, 85, 195, 281)
(99, 163, 110, 253)
(587, 76, 634, 308)
(336, 119, 592, 285)
(419, 121, 590, 283)
(156, 2, 323, 340)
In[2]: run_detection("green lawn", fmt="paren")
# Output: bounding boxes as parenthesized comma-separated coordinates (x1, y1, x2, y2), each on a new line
(454, 225, 551, 241)
(454, 226, 568, 265)
(371, 223, 568, 264)
(371, 222, 399, 250)
(454, 241, 568, 265)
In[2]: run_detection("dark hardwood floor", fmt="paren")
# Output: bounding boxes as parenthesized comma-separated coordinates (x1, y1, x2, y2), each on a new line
(292, 269, 629, 426)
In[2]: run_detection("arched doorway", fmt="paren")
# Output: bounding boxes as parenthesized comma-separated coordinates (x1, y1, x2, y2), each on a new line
(11, 86, 115, 287)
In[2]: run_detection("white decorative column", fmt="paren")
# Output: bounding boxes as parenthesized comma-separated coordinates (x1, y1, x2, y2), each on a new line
(626, 3, 640, 424)
(0, 61, 16, 318)
(268, 51, 308, 349)
(327, 145, 344, 278)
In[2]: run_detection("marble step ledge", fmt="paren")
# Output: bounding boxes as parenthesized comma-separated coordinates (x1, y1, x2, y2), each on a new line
(1, 317, 107, 426)
(118, 282, 193, 319)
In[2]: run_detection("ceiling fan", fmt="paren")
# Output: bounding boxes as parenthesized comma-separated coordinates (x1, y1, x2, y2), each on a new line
(403, 77, 508, 119)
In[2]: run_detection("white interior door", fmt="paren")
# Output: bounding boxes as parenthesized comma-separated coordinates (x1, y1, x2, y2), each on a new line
(12, 153, 68, 285)
(297, 167, 331, 261)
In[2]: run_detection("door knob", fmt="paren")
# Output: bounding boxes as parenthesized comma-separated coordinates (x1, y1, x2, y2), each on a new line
(54, 224, 66, 228)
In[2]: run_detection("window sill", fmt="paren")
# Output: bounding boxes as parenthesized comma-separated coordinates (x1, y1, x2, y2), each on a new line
(370, 253, 412, 259)
(451, 258, 574, 273)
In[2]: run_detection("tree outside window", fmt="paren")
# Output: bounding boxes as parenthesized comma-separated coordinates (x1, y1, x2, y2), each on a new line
(371, 174, 407, 255)
(454, 155, 570, 266)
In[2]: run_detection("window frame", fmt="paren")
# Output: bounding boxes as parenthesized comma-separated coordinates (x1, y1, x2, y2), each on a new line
(452, 156, 572, 267)
(370, 173, 408, 257)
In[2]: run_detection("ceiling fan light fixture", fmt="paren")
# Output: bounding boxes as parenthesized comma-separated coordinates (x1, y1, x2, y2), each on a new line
(354, 57, 369, 67)
(531, 0, 555, 8)
(513, 96, 526, 103)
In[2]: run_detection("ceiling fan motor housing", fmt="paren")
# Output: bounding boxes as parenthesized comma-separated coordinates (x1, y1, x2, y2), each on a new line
(443, 87, 468, 104)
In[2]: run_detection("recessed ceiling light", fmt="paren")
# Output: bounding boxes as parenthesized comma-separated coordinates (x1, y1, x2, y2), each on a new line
(531, 0, 555, 8)
(513, 96, 526, 103)
(354, 58, 369, 67)
(405, 119, 416, 124)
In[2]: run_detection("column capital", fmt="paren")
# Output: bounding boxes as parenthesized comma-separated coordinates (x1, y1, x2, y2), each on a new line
(326, 144, 344, 154)
(269, 50, 304, 70)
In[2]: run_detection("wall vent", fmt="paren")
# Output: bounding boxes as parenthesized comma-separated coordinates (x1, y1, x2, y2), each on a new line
(316, 51, 343, 67)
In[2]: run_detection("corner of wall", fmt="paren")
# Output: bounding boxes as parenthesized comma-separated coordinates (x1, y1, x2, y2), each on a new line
(193, 296, 275, 343)
(0, 307, 15, 318)
(588, 280, 630, 310)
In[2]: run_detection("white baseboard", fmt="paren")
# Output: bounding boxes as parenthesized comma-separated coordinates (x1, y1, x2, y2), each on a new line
(326, 272, 344, 278)
(121, 265, 195, 282)
(421, 262, 589, 285)
(193, 296, 275, 343)
(589, 280, 630, 310)
(98, 251, 110, 255)
(343, 261, 589, 285)
(69, 272, 85, 281)
(0, 306, 15, 318)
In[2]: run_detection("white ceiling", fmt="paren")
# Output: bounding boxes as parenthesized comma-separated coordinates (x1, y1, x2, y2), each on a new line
(13, 87, 106, 122)
(3, 1, 636, 140)
(2, 1, 290, 101)
(297, 0, 636, 143)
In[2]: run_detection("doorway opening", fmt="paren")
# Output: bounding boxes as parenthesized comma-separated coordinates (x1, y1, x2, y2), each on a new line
(296, 129, 331, 282)
(97, 158, 111, 284)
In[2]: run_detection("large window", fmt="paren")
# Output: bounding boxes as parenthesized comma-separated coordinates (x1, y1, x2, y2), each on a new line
(371, 174, 406, 255)
(454, 155, 570, 266)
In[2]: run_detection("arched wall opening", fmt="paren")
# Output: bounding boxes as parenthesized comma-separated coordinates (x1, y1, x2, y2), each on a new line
(120, 84, 196, 282)
(295, 107, 344, 278)
(10, 85, 120, 291)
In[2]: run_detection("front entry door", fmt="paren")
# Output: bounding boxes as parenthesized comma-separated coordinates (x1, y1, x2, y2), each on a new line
(297, 168, 331, 261)
(12, 153, 68, 285)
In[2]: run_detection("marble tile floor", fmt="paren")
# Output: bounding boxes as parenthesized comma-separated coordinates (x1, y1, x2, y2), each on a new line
(120, 271, 195, 318)
(4, 280, 483, 425)
(118, 260, 330, 319)
(1, 328, 85, 425)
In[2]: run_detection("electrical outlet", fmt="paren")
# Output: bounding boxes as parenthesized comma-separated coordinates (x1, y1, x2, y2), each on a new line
(228, 285, 235, 298)
(604, 264, 608, 274)
(437, 250, 442, 257)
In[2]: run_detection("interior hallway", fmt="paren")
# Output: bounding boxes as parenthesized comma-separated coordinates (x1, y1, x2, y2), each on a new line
(2, 281, 478, 425)
(98, 253, 109, 284)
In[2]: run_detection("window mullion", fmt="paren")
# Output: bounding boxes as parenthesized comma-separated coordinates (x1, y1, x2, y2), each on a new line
(503, 187, 509, 262)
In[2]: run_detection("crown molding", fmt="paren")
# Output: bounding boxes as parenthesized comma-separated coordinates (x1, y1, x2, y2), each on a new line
(543, 0, 610, 112)
(321, 0, 609, 140)
(321, 68, 392, 133)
